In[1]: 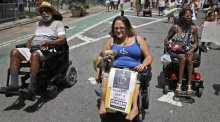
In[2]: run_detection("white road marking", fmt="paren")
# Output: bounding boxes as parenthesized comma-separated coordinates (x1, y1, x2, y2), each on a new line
(88, 77, 97, 85)
(67, 9, 125, 42)
(69, 17, 166, 49)
(77, 34, 96, 42)
(135, 18, 167, 28)
(1, 8, 166, 49)
(69, 35, 109, 49)
(68, 26, 77, 30)
(125, 14, 161, 20)
(157, 92, 182, 107)
(0, 34, 33, 47)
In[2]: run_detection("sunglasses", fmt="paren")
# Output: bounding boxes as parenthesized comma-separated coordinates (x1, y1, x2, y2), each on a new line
(114, 27, 126, 30)
(40, 9, 51, 14)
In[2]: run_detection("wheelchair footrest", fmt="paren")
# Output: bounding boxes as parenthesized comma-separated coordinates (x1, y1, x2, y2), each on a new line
(19, 93, 36, 101)
(173, 91, 195, 103)
(0, 90, 20, 97)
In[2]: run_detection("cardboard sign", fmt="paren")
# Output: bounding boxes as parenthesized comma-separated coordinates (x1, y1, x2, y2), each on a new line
(201, 21, 220, 45)
(105, 68, 137, 113)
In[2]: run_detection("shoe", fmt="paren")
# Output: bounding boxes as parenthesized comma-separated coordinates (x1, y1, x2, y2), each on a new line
(0, 86, 19, 92)
(20, 88, 35, 96)
(187, 85, 193, 95)
(175, 83, 182, 93)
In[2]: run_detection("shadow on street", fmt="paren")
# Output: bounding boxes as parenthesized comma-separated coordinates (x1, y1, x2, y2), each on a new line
(213, 84, 220, 96)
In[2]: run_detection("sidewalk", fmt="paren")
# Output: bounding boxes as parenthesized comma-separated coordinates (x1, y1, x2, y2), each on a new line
(0, 5, 106, 46)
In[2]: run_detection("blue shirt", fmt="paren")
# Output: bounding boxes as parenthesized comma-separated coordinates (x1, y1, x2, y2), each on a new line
(112, 37, 142, 68)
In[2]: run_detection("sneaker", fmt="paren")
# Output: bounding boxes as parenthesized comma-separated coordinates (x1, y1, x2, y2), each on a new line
(0, 86, 19, 92)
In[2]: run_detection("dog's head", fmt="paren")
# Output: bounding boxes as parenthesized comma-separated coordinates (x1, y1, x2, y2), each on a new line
(101, 50, 117, 63)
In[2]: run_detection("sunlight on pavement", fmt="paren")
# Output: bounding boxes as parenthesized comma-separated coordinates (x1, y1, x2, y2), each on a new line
(158, 92, 182, 107)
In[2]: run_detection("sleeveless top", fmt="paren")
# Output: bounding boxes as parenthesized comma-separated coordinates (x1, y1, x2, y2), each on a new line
(112, 37, 142, 68)
(172, 26, 194, 50)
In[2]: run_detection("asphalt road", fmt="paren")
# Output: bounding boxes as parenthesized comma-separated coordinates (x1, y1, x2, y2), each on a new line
(0, 7, 220, 122)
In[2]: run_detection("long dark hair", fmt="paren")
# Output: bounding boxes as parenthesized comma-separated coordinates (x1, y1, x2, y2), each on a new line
(110, 16, 136, 37)
(178, 7, 195, 25)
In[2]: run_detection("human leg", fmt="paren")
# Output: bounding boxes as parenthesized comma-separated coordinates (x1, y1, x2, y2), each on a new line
(125, 84, 140, 121)
(10, 49, 25, 87)
(20, 51, 40, 94)
(1, 49, 25, 91)
(158, 7, 161, 15)
(99, 77, 108, 115)
(120, 3, 124, 11)
(93, 55, 102, 82)
(176, 54, 186, 92)
(130, 2, 133, 10)
(167, 16, 170, 22)
(186, 53, 194, 94)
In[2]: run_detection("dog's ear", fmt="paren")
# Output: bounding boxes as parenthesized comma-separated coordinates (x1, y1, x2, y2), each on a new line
(99, 51, 104, 57)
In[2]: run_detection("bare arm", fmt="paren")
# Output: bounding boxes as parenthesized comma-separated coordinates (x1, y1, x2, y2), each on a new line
(164, 25, 176, 46)
(136, 35, 152, 70)
(190, 26, 198, 51)
(41, 35, 66, 48)
(26, 36, 35, 48)
(94, 37, 113, 82)
(101, 37, 113, 52)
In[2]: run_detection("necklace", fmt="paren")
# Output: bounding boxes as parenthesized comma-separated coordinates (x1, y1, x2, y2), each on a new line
(123, 37, 129, 46)
(123, 41, 126, 46)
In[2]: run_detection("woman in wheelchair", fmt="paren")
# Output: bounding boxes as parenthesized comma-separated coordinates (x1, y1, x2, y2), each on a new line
(164, 7, 198, 94)
(94, 16, 152, 121)
(0, 1, 66, 96)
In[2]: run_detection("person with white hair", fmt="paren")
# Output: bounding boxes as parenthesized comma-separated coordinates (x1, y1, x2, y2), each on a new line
(0, 1, 66, 96)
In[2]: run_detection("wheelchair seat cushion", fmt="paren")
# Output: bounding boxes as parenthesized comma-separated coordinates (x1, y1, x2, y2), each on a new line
(17, 48, 50, 61)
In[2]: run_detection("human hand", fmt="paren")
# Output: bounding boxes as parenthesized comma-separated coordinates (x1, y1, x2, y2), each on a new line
(40, 40, 50, 50)
(186, 49, 194, 57)
(95, 75, 100, 83)
(171, 43, 181, 51)
(135, 64, 146, 72)
(26, 40, 32, 49)
(165, 41, 170, 46)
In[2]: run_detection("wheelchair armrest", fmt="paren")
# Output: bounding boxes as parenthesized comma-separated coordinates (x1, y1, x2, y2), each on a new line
(16, 43, 26, 48)
(64, 25, 69, 30)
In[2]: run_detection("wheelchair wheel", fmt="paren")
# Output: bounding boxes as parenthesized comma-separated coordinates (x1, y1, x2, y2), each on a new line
(196, 87, 203, 97)
(142, 86, 150, 109)
(47, 85, 58, 99)
(64, 65, 77, 87)
(163, 84, 169, 94)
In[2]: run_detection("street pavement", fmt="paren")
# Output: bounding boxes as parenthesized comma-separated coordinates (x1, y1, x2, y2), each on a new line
(0, 4, 220, 122)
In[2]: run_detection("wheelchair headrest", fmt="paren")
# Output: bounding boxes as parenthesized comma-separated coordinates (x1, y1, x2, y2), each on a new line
(53, 12, 63, 21)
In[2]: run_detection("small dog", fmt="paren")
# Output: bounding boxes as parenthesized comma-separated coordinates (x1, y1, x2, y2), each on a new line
(93, 50, 117, 74)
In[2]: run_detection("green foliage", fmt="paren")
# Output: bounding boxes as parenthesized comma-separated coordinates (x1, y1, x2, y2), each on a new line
(68, 0, 88, 10)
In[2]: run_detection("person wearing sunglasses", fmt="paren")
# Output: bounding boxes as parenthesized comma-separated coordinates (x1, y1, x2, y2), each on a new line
(164, 7, 198, 94)
(94, 16, 152, 121)
(0, 1, 66, 96)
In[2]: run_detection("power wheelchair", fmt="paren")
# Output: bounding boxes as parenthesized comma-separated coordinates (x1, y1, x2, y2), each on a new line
(0, 41, 77, 101)
(135, 67, 152, 122)
(0, 13, 77, 101)
(162, 42, 207, 97)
